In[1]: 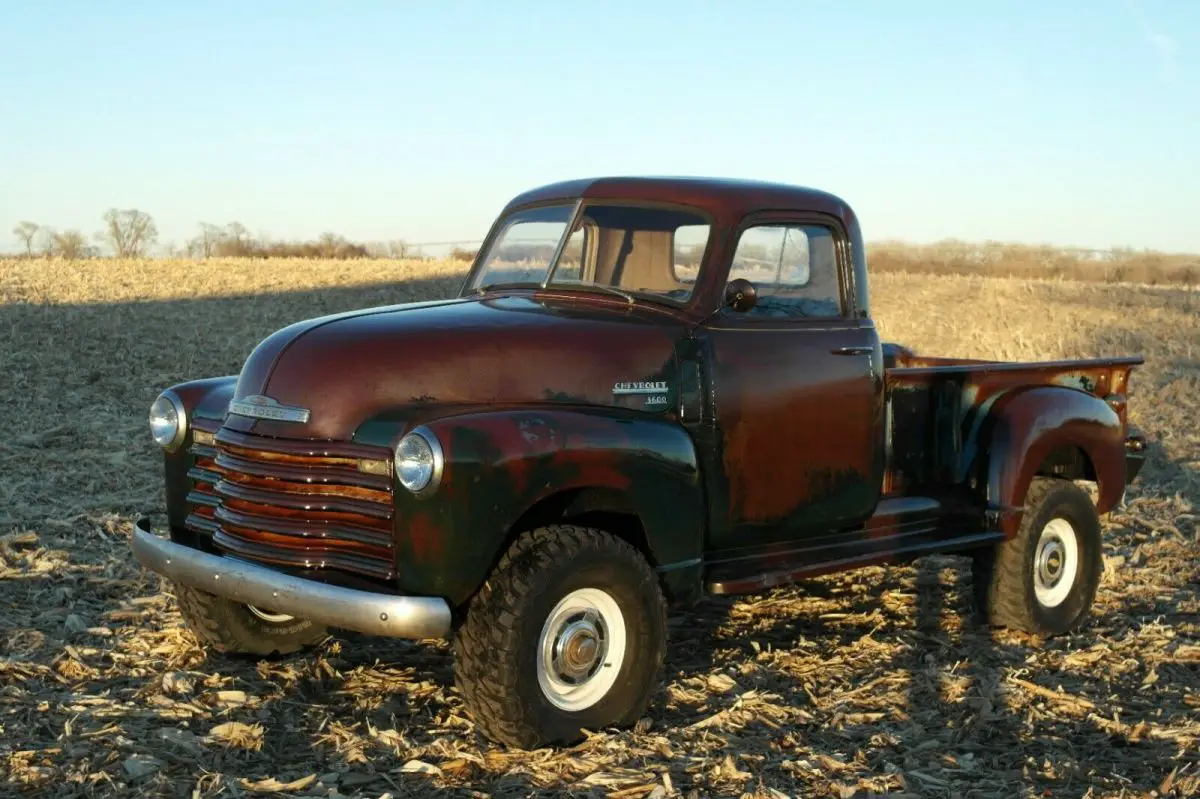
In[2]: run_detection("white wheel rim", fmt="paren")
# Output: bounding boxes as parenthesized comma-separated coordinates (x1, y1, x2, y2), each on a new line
(536, 587, 627, 712)
(246, 605, 295, 623)
(1033, 517, 1079, 608)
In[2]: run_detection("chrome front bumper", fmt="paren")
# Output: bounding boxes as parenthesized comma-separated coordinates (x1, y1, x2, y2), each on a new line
(131, 518, 452, 639)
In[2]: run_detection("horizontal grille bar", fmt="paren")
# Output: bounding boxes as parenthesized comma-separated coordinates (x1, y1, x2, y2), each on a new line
(213, 528, 395, 581)
(214, 505, 392, 549)
(213, 450, 393, 491)
(215, 427, 390, 462)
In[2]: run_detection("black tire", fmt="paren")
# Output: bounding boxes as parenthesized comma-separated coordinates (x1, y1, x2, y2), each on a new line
(972, 477, 1103, 635)
(174, 583, 328, 656)
(452, 525, 668, 749)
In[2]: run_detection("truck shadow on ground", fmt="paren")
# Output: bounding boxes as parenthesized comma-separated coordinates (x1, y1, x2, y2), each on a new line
(644, 553, 1193, 796)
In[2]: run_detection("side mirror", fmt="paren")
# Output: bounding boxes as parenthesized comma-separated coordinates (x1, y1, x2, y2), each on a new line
(724, 278, 757, 312)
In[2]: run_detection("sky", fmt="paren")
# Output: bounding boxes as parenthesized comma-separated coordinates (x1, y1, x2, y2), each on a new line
(2, 0, 1198, 254)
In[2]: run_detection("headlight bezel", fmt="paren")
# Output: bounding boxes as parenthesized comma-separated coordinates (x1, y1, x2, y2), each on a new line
(149, 390, 188, 453)
(394, 426, 444, 497)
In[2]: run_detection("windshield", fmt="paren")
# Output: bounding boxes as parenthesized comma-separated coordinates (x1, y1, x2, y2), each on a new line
(468, 202, 711, 303)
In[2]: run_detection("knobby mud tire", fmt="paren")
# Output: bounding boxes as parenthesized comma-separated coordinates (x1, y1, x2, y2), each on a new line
(453, 525, 668, 749)
(972, 477, 1103, 635)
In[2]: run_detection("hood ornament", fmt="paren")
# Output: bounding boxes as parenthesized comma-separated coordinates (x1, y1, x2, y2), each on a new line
(228, 394, 311, 423)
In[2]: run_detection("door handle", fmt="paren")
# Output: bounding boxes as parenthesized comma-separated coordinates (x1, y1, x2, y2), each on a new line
(831, 346, 873, 356)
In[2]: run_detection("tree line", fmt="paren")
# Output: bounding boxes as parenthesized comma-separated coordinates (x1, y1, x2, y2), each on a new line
(10, 210, 420, 261)
(9, 211, 1198, 287)
(13, 210, 159, 260)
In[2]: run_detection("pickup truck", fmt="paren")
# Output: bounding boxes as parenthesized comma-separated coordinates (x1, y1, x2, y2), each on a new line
(132, 176, 1148, 749)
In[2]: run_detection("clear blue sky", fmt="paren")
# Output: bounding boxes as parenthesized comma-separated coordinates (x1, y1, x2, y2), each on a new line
(2, 0, 1197, 253)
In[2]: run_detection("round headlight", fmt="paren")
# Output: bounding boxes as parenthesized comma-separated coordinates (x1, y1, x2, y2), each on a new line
(395, 427, 443, 495)
(149, 391, 186, 452)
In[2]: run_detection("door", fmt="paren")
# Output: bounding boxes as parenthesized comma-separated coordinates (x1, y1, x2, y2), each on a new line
(698, 218, 885, 554)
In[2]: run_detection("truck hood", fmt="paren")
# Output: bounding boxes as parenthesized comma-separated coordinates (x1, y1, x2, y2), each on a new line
(225, 293, 688, 440)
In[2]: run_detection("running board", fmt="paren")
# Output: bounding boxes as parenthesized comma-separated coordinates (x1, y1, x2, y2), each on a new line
(705, 531, 1005, 596)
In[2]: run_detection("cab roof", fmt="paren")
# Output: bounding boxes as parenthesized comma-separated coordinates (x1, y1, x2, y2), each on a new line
(501, 176, 857, 225)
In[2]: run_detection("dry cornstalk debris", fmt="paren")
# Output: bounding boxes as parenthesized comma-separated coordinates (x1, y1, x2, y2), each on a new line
(0, 258, 1197, 798)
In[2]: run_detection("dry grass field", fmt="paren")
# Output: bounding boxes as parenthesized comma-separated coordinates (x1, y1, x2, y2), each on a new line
(1, 257, 1197, 798)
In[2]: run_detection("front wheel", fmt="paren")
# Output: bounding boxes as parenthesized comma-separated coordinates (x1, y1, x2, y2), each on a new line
(972, 477, 1103, 635)
(174, 583, 328, 656)
(453, 525, 668, 748)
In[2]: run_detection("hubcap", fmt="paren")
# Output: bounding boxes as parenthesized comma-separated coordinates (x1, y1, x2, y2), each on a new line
(536, 588, 627, 712)
(1033, 517, 1079, 608)
(553, 614, 606, 683)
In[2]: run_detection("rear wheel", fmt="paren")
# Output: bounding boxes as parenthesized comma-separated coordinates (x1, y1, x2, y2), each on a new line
(174, 583, 328, 656)
(453, 525, 668, 748)
(972, 477, 1103, 635)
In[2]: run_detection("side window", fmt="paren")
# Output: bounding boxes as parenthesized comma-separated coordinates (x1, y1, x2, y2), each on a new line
(727, 224, 843, 318)
(672, 224, 709, 285)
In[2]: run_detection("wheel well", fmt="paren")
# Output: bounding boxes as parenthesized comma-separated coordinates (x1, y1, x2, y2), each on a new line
(1035, 446, 1098, 484)
(503, 487, 655, 567)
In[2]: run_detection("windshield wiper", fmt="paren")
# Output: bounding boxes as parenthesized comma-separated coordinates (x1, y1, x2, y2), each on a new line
(477, 279, 636, 306)
(572, 284, 636, 305)
(473, 281, 541, 295)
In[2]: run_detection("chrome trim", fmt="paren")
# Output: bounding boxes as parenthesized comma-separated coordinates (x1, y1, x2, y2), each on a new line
(151, 390, 188, 453)
(540, 198, 585, 288)
(397, 426, 444, 498)
(228, 394, 311, 424)
(131, 519, 452, 639)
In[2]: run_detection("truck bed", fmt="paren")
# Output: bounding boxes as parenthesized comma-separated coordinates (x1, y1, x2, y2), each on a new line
(882, 344, 1143, 496)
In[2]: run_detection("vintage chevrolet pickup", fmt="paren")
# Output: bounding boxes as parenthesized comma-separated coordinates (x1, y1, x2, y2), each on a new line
(132, 176, 1148, 748)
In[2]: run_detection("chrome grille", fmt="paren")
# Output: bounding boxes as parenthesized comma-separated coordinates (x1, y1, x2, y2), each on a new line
(184, 422, 396, 580)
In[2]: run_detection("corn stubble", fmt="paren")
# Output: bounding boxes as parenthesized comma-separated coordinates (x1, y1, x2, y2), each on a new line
(0, 258, 1197, 798)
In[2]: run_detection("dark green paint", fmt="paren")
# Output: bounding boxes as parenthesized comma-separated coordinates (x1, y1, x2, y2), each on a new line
(388, 407, 705, 607)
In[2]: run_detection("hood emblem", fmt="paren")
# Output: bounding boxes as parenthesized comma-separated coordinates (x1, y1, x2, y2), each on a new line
(228, 394, 311, 423)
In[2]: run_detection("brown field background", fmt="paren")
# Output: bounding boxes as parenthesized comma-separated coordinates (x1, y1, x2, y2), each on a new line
(0, 256, 1197, 798)
(866, 241, 1198, 286)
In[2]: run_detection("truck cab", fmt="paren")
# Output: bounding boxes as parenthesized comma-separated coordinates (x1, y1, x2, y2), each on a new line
(132, 176, 1146, 749)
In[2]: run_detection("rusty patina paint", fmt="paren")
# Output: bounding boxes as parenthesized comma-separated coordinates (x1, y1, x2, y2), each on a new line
(698, 320, 886, 551)
(230, 295, 689, 441)
(885, 353, 1143, 537)
(388, 408, 704, 606)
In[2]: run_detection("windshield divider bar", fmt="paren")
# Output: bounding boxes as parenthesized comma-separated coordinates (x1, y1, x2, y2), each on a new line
(540, 199, 585, 289)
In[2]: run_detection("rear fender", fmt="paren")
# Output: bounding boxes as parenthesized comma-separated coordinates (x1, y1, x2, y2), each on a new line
(391, 407, 705, 607)
(973, 385, 1125, 538)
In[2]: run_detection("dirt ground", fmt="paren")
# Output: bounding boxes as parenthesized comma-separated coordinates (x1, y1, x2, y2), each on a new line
(1, 259, 1197, 798)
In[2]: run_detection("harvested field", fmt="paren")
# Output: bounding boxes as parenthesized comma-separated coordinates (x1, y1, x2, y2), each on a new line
(1, 257, 1197, 798)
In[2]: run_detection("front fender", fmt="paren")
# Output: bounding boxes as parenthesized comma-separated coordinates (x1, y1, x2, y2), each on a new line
(975, 385, 1125, 538)
(168, 375, 238, 423)
(387, 407, 705, 607)
(158, 376, 237, 533)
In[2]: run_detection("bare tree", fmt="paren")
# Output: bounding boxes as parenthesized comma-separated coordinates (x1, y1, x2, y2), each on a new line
(37, 227, 56, 257)
(50, 230, 95, 260)
(98, 208, 158, 257)
(12, 221, 40, 256)
(226, 221, 250, 245)
(210, 221, 255, 257)
(187, 222, 225, 259)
